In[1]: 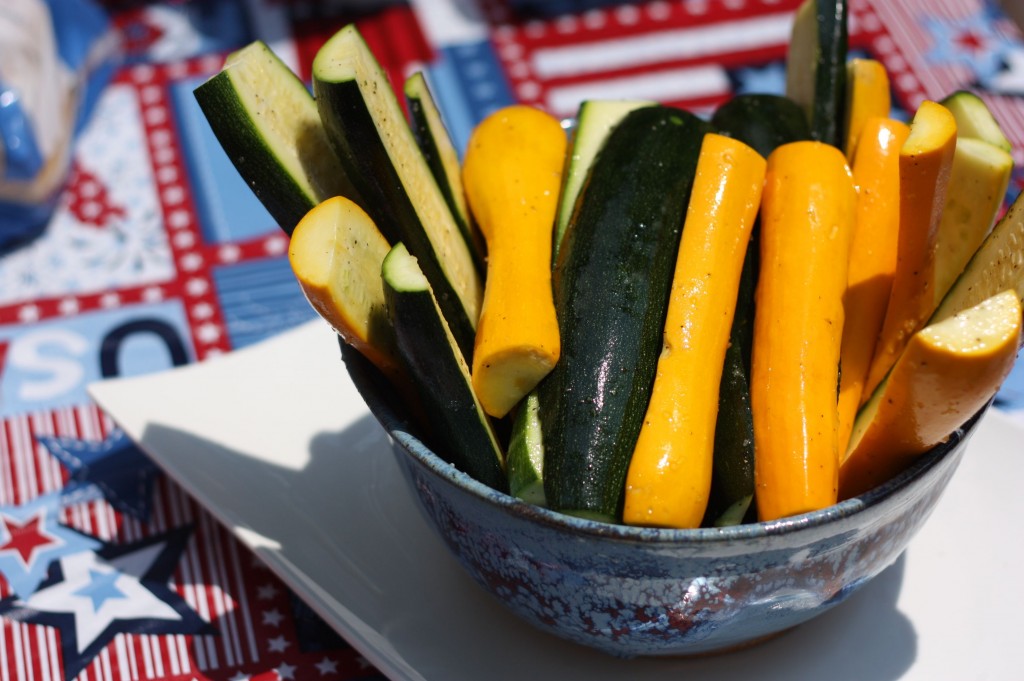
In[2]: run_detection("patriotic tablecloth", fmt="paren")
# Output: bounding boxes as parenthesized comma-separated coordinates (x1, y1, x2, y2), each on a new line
(0, 0, 1022, 679)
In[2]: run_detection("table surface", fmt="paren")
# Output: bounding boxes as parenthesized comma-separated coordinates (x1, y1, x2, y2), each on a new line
(1, 1, 1023, 680)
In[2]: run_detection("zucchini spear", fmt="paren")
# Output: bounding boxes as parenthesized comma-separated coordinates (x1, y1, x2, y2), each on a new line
(312, 25, 483, 362)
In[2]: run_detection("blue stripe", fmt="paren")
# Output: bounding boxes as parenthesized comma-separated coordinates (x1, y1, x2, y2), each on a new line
(212, 258, 317, 349)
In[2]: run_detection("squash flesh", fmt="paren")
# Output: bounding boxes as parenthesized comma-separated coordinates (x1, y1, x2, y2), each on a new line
(863, 100, 958, 398)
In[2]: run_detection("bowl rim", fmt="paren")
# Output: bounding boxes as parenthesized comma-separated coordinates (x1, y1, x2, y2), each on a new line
(346, 344, 981, 544)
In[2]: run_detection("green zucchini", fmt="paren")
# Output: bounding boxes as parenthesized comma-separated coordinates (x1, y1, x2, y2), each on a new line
(506, 393, 546, 505)
(382, 242, 506, 491)
(312, 25, 482, 362)
(504, 98, 653, 504)
(404, 71, 487, 274)
(538, 105, 710, 522)
(941, 90, 1013, 152)
(193, 40, 361, 235)
(553, 99, 653, 260)
(785, 0, 848, 148)
(705, 93, 811, 526)
(710, 94, 811, 158)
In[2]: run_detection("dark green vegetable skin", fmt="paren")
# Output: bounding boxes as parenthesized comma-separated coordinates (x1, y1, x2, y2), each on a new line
(538, 105, 710, 521)
(405, 84, 487, 277)
(706, 93, 812, 525)
(194, 73, 332, 236)
(313, 76, 477, 363)
(382, 245, 506, 492)
(811, 0, 848, 148)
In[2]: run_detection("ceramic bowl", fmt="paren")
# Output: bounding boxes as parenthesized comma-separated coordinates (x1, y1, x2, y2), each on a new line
(341, 345, 982, 657)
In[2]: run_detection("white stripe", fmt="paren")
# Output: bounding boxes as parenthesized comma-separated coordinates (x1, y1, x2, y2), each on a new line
(409, 0, 489, 47)
(175, 634, 191, 675)
(126, 632, 140, 680)
(11, 417, 38, 501)
(198, 513, 235, 667)
(140, 632, 154, 678)
(28, 413, 55, 494)
(147, 635, 164, 678)
(226, 534, 261, 662)
(546, 64, 730, 117)
(165, 632, 181, 677)
(101, 648, 113, 681)
(32, 627, 48, 681)
(114, 635, 131, 681)
(13, 624, 28, 681)
(532, 12, 792, 79)
(1, 624, 10, 681)
(45, 628, 59, 681)
(1, 421, 15, 504)
(205, 515, 243, 666)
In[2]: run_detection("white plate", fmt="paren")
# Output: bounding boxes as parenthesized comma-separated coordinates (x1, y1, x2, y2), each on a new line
(89, 321, 1024, 681)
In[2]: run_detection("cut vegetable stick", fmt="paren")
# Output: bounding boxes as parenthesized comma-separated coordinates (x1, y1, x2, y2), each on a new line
(837, 117, 910, 457)
(841, 289, 1022, 499)
(862, 100, 957, 398)
(289, 196, 405, 386)
(933, 137, 1013, 306)
(462, 105, 566, 418)
(623, 133, 765, 529)
(842, 58, 891, 160)
(751, 140, 857, 522)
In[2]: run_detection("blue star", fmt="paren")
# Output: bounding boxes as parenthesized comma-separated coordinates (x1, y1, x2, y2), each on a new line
(0, 524, 217, 681)
(0, 493, 101, 597)
(922, 11, 1019, 83)
(74, 568, 127, 610)
(37, 430, 160, 521)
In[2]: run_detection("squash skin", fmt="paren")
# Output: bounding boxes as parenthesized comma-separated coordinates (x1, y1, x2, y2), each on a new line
(539, 105, 710, 522)
(382, 243, 507, 493)
(837, 117, 910, 457)
(462, 105, 566, 419)
(751, 140, 857, 522)
(842, 58, 892, 160)
(841, 290, 1022, 499)
(312, 26, 482, 363)
(622, 133, 765, 529)
(863, 101, 957, 399)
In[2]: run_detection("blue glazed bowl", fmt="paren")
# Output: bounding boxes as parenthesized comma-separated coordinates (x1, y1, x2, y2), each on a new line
(342, 345, 981, 657)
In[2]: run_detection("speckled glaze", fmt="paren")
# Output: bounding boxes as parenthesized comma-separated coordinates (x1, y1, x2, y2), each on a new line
(343, 347, 980, 657)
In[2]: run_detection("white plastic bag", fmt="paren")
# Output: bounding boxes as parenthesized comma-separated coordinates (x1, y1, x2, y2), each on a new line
(0, 0, 118, 250)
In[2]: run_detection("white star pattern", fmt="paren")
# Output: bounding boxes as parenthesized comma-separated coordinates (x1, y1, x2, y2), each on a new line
(261, 608, 284, 627)
(227, 672, 250, 681)
(267, 635, 290, 653)
(315, 658, 338, 675)
(276, 662, 296, 680)
(257, 583, 279, 600)
(16, 546, 181, 654)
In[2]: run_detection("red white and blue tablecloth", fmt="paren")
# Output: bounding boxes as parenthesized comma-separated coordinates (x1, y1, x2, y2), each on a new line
(0, 0, 1021, 678)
